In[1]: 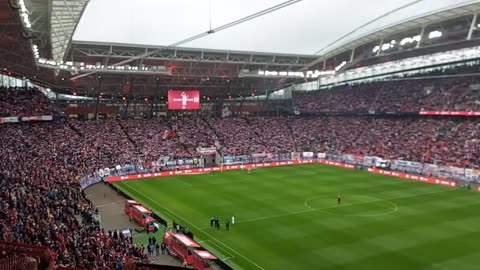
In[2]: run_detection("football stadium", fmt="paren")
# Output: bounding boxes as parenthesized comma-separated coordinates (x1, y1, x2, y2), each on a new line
(1, 0, 480, 269)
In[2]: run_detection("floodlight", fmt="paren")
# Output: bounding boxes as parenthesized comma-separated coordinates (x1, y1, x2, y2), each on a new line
(428, 31, 442, 39)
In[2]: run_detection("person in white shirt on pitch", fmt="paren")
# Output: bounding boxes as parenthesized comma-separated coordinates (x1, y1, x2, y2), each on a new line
(231, 216, 235, 225)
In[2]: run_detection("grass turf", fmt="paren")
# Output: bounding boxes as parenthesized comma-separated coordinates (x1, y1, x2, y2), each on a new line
(113, 164, 480, 270)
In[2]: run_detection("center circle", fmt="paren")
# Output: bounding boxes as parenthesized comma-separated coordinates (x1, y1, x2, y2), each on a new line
(304, 195, 398, 217)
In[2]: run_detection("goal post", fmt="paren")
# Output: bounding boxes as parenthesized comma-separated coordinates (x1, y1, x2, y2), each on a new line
(220, 161, 245, 172)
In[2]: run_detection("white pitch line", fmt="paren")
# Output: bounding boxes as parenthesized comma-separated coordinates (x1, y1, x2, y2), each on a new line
(304, 194, 400, 217)
(176, 178, 193, 187)
(234, 188, 458, 225)
(304, 199, 353, 210)
(122, 181, 265, 270)
(348, 199, 399, 217)
(200, 240, 234, 258)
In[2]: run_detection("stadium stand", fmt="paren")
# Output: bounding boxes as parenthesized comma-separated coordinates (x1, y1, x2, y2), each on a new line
(120, 119, 192, 160)
(205, 117, 266, 155)
(0, 87, 58, 117)
(172, 117, 218, 156)
(0, 122, 149, 269)
(294, 76, 480, 113)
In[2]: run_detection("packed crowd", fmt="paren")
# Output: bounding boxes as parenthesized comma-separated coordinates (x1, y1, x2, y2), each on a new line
(294, 76, 480, 113)
(0, 122, 148, 269)
(0, 87, 58, 117)
(172, 117, 218, 155)
(248, 117, 295, 154)
(120, 119, 193, 160)
(206, 117, 265, 155)
(1, 116, 478, 170)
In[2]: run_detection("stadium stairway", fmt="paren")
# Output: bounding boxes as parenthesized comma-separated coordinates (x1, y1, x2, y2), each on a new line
(450, 85, 471, 109)
(243, 117, 264, 144)
(202, 118, 223, 144)
(286, 118, 298, 151)
(67, 122, 84, 138)
(117, 119, 138, 147)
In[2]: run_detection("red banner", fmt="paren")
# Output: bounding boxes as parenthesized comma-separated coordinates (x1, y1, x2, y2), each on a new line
(367, 168, 457, 187)
(317, 160, 355, 169)
(477, 186, 480, 192)
(419, 111, 480, 116)
(168, 90, 200, 110)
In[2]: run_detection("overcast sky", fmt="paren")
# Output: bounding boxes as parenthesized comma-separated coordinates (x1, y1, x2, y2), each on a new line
(73, 0, 479, 55)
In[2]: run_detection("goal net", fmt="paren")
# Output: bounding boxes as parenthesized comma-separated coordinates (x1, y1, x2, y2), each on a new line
(220, 162, 245, 172)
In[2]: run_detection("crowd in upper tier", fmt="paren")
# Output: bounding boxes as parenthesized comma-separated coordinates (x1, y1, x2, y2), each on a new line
(0, 87, 58, 117)
(2, 69, 480, 118)
(294, 76, 480, 113)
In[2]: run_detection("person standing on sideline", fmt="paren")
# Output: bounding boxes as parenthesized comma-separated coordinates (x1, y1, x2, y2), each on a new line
(161, 242, 166, 255)
(155, 242, 160, 256)
(147, 243, 153, 256)
(226, 220, 230, 231)
(231, 216, 235, 225)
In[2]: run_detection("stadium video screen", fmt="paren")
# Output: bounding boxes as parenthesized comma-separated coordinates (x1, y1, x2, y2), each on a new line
(168, 90, 200, 110)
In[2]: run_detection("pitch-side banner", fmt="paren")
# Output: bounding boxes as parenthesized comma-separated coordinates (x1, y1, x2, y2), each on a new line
(168, 91, 200, 110)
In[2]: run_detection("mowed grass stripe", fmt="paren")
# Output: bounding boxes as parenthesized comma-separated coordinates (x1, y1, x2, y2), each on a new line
(114, 165, 480, 270)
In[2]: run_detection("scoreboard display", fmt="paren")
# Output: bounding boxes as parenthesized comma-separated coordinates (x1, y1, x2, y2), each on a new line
(168, 90, 200, 110)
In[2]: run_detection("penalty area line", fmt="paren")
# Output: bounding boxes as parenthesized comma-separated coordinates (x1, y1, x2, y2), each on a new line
(122, 181, 265, 270)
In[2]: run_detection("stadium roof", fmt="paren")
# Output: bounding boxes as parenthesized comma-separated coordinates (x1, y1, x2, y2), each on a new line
(73, 0, 480, 56)
(50, 0, 89, 63)
(7, 0, 480, 95)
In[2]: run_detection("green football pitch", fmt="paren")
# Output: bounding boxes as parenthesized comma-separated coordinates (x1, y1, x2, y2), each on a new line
(113, 164, 480, 270)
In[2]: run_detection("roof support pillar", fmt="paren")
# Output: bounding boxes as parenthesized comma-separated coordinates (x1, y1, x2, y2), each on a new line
(349, 48, 355, 63)
(467, 13, 478, 40)
(416, 26, 425, 48)
(376, 39, 384, 56)
(322, 60, 326, 70)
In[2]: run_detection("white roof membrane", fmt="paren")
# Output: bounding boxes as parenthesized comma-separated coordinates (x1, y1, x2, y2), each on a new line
(73, 0, 480, 55)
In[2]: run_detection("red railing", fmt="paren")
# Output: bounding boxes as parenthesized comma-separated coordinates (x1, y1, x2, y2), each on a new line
(0, 256, 31, 270)
(419, 111, 480, 116)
